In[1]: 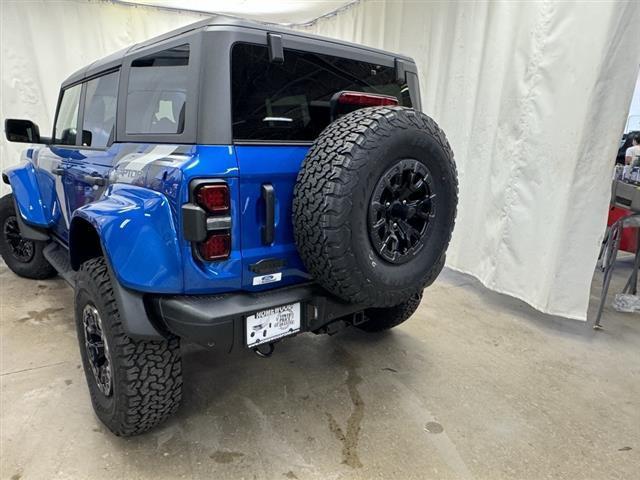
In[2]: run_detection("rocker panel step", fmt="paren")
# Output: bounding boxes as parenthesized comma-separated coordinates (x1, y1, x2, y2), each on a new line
(43, 242, 75, 286)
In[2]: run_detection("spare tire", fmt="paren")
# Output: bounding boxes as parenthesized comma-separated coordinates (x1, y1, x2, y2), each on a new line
(292, 106, 457, 307)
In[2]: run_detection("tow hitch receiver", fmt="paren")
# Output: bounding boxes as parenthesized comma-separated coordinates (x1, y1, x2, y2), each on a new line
(316, 311, 366, 335)
(352, 311, 366, 326)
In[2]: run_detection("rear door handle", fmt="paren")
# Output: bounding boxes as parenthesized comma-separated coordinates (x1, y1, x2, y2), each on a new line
(83, 174, 106, 187)
(52, 167, 64, 176)
(261, 184, 275, 245)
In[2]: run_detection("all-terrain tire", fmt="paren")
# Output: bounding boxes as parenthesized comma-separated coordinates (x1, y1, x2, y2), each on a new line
(75, 257, 182, 436)
(358, 290, 423, 333)
(0, 193, 56, 279)
(293, 106, 457, 307)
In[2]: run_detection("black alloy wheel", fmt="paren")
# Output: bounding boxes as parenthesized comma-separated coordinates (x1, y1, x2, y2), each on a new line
(3, 215, 35, 263)
(82, 303, 113, 396)
(368, 159, 435, 264)
(0, 194, 56, 279)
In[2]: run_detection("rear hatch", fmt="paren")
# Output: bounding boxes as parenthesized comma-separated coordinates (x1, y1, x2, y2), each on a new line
(230, 41, 414, 292)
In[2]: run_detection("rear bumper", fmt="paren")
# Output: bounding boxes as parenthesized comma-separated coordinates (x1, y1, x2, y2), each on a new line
(147, 283, 366, 351)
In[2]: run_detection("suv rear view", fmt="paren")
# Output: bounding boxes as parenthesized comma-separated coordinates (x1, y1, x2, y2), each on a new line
(2, 16, 457, 436)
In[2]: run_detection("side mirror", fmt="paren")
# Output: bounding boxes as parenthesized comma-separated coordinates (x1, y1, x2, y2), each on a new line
(81, 130, 92, 147)
(4, 119, 46, 144)
(60, 128, 77, 146)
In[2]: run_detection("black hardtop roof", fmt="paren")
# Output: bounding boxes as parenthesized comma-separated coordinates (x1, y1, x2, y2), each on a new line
(61, 14, 414, 88)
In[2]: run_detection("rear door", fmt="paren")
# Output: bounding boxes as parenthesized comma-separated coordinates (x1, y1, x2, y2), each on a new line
(231, 42, 411, 291)
(36, 83, 84, 241)
(35, 72, 119, 242)
(63, 70, 119, 215)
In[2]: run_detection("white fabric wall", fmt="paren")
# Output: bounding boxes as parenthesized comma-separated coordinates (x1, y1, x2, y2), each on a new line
(0, 0, 206, 194)
(300, 0, 640, 320)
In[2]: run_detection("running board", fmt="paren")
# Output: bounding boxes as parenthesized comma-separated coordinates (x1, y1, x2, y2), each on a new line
(43, 242, 76, 286)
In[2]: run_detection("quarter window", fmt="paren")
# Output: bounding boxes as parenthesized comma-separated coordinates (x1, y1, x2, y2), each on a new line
(54, 84, 82, 145)
(125, 45, 189, 135)
(81, 71, 119, 147)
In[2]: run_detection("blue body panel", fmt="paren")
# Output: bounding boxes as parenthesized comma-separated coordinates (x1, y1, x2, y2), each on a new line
(235, 145, 311, 291)
(6, 142, 311, 295)
(36, 145, 92, 240)
(178, 145, 243, 294)
(4, 153, 52, 227)
(74, 184, 183, 293)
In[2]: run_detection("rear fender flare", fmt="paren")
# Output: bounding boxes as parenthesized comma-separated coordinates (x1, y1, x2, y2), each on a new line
(71, 184, 184, 293)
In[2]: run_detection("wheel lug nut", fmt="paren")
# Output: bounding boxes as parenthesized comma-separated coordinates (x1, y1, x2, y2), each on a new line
(393, 223, 398, 228)
(385, 202, 390, 207)
(402, 200, 407, 205)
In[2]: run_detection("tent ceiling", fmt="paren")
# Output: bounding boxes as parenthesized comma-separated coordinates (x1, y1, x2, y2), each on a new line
(117, 0, 356, 25)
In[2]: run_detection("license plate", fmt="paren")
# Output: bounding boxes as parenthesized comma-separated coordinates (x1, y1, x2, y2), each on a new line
(246, 302, 301, 347)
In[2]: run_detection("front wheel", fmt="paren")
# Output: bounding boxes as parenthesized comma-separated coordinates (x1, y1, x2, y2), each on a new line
(358, 291, 424, 333)
(75, 257, 182, 436)
(0, 194, 56, 279)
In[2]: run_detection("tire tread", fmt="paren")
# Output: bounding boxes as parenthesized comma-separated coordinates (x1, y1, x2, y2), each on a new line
(292, 106, 457, 307)
(76, 257, 182, 437)
(0, 194, 56, 280)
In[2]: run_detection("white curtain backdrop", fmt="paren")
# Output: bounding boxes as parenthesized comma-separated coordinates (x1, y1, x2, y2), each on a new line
(300, 0, 640, 320)
(0, 0, 207, 193)
(2, 0, 640, 320)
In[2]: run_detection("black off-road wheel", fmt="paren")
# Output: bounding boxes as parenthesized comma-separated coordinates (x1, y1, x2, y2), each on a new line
(358, 291, 423, 332)
(0, 194, 56, 279)
(75, 257, 182, 436)
(293, 106, 457, 308)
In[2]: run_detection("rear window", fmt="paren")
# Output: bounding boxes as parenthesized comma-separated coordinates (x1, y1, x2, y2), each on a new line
(231, 43, 411, 142)
(125, 44, 189, 135)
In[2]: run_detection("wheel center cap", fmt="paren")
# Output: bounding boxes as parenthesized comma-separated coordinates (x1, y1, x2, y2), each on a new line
(390, 202, 408, 220)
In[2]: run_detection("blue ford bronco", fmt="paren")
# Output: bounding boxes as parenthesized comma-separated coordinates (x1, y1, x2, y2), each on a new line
(1, 16, 457, 436)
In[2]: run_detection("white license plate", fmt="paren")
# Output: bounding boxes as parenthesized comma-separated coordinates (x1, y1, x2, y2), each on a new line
(246, 302, 301, 347)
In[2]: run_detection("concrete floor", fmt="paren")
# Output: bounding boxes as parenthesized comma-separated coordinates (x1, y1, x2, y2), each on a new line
(1, 257, 639, 480)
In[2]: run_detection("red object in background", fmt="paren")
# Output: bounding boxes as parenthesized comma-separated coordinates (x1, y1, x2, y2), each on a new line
(608, 206, 638, 253)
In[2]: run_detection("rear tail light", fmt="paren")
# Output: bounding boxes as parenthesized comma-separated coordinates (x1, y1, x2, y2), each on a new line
(335, 91, 399, 107)
(196, 184, 229, 214)
(186, 180, 232, 261)
(198, 232, 231, 260)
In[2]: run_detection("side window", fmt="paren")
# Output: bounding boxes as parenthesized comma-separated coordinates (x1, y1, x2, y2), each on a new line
(53, 84, 82, 145)
(125, 45, 189, 135)
(82, 71, 119, 148)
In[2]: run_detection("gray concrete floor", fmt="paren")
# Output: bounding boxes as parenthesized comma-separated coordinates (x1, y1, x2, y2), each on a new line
(1, 257, 639, 480)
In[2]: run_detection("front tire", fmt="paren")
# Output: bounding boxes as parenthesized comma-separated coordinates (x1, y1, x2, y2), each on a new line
(0, 193, 56, 279)
(75, 257, 182, 436)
